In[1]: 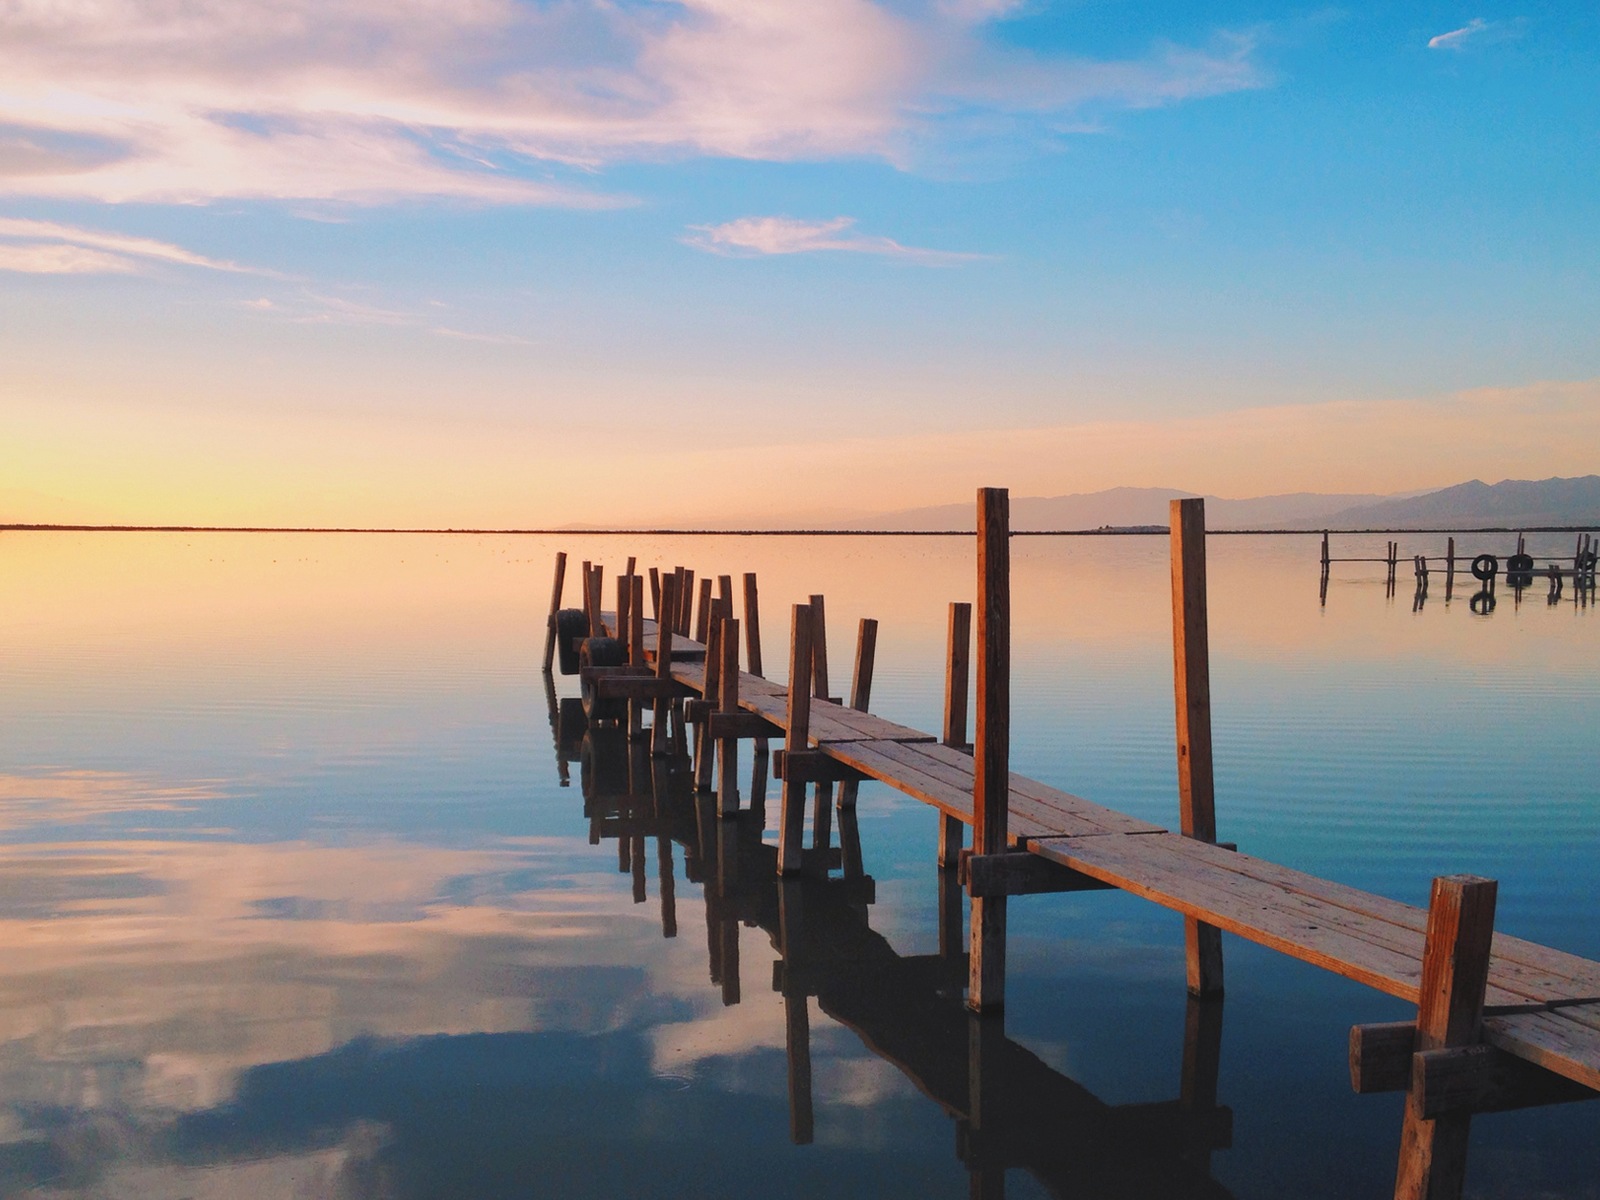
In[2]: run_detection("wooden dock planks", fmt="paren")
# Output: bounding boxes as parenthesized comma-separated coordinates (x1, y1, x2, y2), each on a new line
(612, 605, 1600, 1097)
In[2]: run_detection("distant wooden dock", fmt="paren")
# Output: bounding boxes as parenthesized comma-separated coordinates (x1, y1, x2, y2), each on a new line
(1320, 529, 1598, 608)
(545, 492, 1600, 1199)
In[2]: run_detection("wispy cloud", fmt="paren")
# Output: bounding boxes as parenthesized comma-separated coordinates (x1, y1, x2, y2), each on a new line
(0, 0, 1266, 207)
(0, 217, 270, 275)
(684, 216, 984, 263)
(1428, 18, 1491, 49)
(245, 289, 527, 344)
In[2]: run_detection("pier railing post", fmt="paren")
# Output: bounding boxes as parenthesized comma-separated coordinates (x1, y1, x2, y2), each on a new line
(968, 487, 1010, 1014)
(1394, 875, 1497, 1200)
(777, 604, 814, 875)
(1170, 498, 1224, 997)
(742, 573, 764, 677)
(940, 601, 973, 868)
(836, 618, 878, 812)
(542, 551, 567, 673)
(651, 574, 677, 757)
(717, 616, 741, 817)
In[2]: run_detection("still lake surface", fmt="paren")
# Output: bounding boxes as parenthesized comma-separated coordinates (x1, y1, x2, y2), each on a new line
(1, 530, 1596, 1199)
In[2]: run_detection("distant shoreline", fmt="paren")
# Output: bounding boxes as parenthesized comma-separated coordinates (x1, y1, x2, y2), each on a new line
(3, 524, 1594, 537)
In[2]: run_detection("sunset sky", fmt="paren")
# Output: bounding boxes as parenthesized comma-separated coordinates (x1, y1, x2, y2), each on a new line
(2, 1, 1596, 527)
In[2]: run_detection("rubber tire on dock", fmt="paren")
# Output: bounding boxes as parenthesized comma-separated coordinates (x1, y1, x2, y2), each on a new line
(554, 609, 590, 676)
(580, 637, 628, 723)
(1507, 553, 1535, 590)
(1470, 553, 1499, 582)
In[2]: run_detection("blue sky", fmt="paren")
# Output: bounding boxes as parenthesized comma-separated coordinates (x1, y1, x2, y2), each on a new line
(1, 2, 1596, 524)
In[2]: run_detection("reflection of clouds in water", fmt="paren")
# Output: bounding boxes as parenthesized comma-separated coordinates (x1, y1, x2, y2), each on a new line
(0, 837, 704, 1122)
(0, 769, 222, 830)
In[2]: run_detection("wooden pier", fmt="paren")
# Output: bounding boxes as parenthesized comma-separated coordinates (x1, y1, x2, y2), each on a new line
(1319, 529, 1598, 607)
(546, 491, 1600, 1198)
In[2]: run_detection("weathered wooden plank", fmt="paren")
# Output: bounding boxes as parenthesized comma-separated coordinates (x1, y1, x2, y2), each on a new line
(775, 749, 868, 784)
(708, 711, 783, 739)
(963, 850, 1114, 897)
(1032, 833, 1428, 1000)
(1414, 1044, 1599, 1118)
(1482, 1006, 1600, 1093)
(1352, 1021, 1418, 1094)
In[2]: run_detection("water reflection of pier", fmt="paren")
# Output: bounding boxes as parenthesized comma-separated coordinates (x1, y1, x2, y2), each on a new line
(558, 715, 1236, 1199)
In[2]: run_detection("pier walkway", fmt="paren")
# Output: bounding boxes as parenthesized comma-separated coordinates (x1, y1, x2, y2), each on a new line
(554, 489, 1599, 1197)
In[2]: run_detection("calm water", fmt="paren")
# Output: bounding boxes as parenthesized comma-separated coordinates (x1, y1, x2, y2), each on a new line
(0, 530, 1596, 1199)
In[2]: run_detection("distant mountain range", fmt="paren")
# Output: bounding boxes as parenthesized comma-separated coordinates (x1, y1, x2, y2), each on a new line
(848, 476, 1600, 531)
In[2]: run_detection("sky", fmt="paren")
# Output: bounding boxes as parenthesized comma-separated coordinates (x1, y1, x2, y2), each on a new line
(1, 0, 1596, 527)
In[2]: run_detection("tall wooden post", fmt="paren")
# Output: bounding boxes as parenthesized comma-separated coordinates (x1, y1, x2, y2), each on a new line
(717, 616, 741, 817)
(649, 567, 661, 621)
(777, 604, 814, 875)
(1394, 876, 1497, 1200)
(677, 569, 694, 636)
(1170, 498, 1224, 997)
(651, 575, 677, 757)
(836, 618, 878, 812)
(941, 601, 972, 868)
(542, 551, 567, 672)
(695, 603, 725, 790)
(969, 487, 1010, 1014)
(628, 575, 646, 739)
(695, 576, 714, 644)
(743, 573, 764, 677)
(808, 594, 830, 700)
(1445, 536, 1456, 601)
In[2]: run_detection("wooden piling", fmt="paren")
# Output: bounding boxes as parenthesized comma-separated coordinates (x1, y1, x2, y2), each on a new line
(1394, 876, 1498, 1200)
(651, 574, 677, 757)
(649, 567, 661, 621)
(678, 569, 694, 636)
(629, 574, 646, 738)
(695, 603, 725, 791)
(940, 601, 973, 869)
(743, 573, 764, 678)
(808, 594, 830, 700)
(717, 616, 741, 817)
(969, 487, 1010, 1014)
(695, 576, 714, 644)
(778, 604, 814, 875)
(1445, 537, 1456, 600)
(541, 551, 567, 673)
(836, 618, 879, 812)
(1170, 498, 1224, 998)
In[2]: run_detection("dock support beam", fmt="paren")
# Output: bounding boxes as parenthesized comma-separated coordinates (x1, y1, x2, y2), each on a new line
(836, 618, 878, 812)
(940, 601, 973, 868)
(1170, 498, 1224, 997)
(1394, 875, 1497, 1200)
(968, 487, 1010, 1014)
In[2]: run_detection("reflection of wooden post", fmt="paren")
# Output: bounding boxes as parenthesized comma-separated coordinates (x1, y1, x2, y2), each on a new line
(1394, 876, 1497, 1200)
(542, 552, 567, 672)
(837, 618, 878, 812)
(778, 605, 814, 875)
(967, 1013, 1007, 1197)
(941, 601, 972, 868)
(1170, 498, 1224, 997)
(808, 594, 830, 700)
(657, 836, 677, 939)
(969, 488, 1009, 1014)
(1181, 994, 1225, 1172)
(718, 617, 741, 817)
(651, 575, 677, 757)
(777, 880, 814, 1144)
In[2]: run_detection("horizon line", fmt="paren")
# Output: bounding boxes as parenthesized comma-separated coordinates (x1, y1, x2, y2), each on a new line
(4, 524, 1595, 537)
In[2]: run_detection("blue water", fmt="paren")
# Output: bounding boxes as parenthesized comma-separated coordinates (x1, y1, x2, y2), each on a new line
(0, 530, 1595, 1198)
